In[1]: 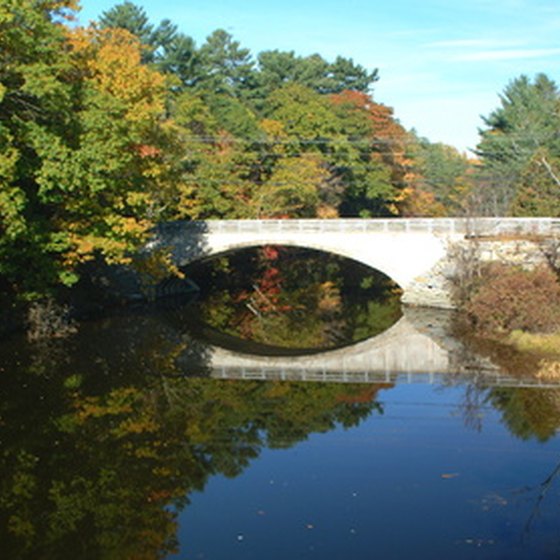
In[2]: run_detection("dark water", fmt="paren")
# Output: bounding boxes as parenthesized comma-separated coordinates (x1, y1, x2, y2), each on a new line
(1, 247, 560, 559)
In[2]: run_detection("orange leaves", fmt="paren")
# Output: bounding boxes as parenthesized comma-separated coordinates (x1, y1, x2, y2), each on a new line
(135, 144, 162, 159)
(399, 187, 448, 218)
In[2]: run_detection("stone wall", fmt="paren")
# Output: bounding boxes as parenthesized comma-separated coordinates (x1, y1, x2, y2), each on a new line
(404, 235, 560, 309)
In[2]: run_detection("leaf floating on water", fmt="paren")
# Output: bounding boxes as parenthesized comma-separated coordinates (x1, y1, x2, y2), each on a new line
(481, 493, 508, 508)
(441, 473, 460, 479)
(462, 538, 495, 547)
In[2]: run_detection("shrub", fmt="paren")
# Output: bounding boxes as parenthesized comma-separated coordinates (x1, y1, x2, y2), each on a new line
(466, 264, 560, 335)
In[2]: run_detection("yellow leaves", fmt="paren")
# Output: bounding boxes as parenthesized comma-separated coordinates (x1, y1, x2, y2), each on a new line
(176, 182, 202, 219)
(260, 118, 287, 139)
(63, 233, 95, 266)
(115, 417, 158, 436)
(316, 204, 339, 218)
(125, 191, 151, 210)
(536, 360, 560, 380)
(134, 446, 159, 459)
(134, 248, 185, 284)
(63, 215, 151, 268)
(64, 233, 127, 267)
(112, 216, 151, 237)
(68, 27, 166, 122)
(397, 186, 448, 217)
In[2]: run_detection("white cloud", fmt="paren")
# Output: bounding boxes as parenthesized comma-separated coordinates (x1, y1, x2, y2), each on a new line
(427, 38, 522, 49)
(452, 48, 560, 62)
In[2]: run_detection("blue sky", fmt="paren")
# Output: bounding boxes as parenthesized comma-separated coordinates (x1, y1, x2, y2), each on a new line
(76, 0, 560, 155)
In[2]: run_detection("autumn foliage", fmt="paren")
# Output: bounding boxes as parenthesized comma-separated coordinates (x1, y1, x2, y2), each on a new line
(0, 0, 474, 301)
(466, 265, 560, 334)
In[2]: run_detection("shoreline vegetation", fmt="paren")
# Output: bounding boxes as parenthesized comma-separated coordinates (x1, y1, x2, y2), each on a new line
(507, 331, 560, 358)
(458, 260, 560, 378)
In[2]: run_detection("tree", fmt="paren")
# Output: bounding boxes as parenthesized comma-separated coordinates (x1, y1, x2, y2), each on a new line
(511, 147, 560, 216)
(254, 50, 377, 101)
(0, 0, 80, 294)
(254, 155, 328, 218)
(476, 73, 560, 215)
(99, 2, 200, 88)
(329, 90, 411, 216)
(98, 1, 154, 47)
(0, 322, 384, 557)
(409, 137, 473, 215)
(0, 2, 186, 298)
(197, 29, 255, 97)
(328, 55, 379, 93)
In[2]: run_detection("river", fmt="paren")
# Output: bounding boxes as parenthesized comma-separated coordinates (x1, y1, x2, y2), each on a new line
(1, 247, 559, 559)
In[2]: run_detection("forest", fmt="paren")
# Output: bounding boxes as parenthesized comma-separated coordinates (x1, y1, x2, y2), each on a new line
(1, 0, 560, 302)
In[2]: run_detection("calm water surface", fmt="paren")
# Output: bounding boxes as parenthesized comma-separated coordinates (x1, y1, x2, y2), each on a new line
(178, 382, 560, 560)
(1, 248, 560, 559)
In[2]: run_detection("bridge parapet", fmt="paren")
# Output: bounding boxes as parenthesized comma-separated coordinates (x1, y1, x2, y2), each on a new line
(166, 217, 560, 236)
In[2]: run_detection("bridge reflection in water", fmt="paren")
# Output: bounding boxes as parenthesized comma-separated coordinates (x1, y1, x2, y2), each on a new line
(181, 308, 560, 389)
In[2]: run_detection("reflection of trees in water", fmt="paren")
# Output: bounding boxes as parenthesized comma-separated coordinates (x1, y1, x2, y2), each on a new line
(489, 387, 560, 442)
(449, 314, 560, 440)
(454, 382, 560, 442)
(4, 268, 560, 557)
(0, 329, 386, 559)
(185, 246, 402, 349)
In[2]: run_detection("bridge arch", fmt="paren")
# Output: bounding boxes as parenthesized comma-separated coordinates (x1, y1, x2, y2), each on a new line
(156, 223, 449, 291)
(181, 239, 404, 289)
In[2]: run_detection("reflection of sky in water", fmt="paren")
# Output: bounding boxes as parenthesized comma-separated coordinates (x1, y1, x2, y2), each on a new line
(178, 383, 560, 560)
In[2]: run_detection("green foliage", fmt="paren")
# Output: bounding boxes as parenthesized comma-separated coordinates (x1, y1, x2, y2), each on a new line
(188, 246, 402, 348)
(99, 1, 154, 46)
(476, 74, 560, 215)
(0, 2, 189, 298)
(1, 0, 468, 302)
(197, 29, 255, 97)
(510, 147, 560, 216)
(411, 136, 473, 214)
(255, 155, 327, 218)
(488, 387, 560, 442)
(265, 83, 342, 139)
(255, 50, 377, 100)
(99, 1, 200, 87)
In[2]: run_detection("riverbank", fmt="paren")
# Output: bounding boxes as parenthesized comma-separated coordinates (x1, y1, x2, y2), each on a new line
(507, 330, 560, 358)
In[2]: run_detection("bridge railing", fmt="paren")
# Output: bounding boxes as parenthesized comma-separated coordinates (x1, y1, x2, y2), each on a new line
(211, 367, 560, 388)
(174, 218, 560, 236)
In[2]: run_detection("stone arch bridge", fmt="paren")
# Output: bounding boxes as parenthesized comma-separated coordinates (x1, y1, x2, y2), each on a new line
(147, 218, 559, 308)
